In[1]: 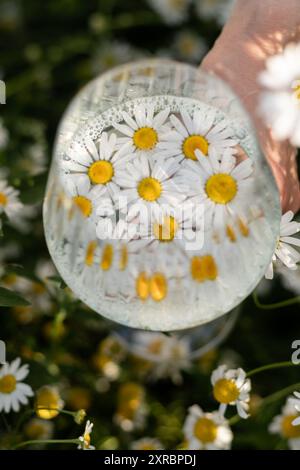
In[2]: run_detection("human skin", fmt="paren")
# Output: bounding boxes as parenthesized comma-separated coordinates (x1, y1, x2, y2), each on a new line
(201, 0, 300, 213)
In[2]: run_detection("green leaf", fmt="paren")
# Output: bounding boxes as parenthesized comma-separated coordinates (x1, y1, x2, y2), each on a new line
(0, 287, 31, 307)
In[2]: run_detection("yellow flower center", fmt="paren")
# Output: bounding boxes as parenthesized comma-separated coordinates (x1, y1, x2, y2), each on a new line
(73, 196, 92, 217)
(100, 244, 114, 271)
(153, 216, 178, 242)
(281, 415, 300, 439)
(206, 173, 237, 204)
(119, 245, 128, 271)
(226, 225, 237, 242)
(139, 444, 157, 450)
(191, 255, 218, 282)
(182, 135, 209, 160)
(293, 82, 300, 100)
(136, 272, 149, 300)
(238, 217, 249, 237)
(88, 160, 114, 185)
(133, 127, 158, 150)
(148, 339, 164, 355)
(0, 192, 7, 206)
(138, 177, 162, 202)
(83, 433, 91, 448)
(194, 417, 218, 444)
(36, 387, 61, 420)
(118, 383, 143, 420)
(213, 378, 240, 404)
(0, 374, 17, 394)
(85, 241, 97, 266)
(150, 272, 168, 301)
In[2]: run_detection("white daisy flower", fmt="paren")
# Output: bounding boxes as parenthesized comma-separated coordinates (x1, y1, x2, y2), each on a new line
(0, 180, 23, 221)
(259, 42, 300, 146)
(175, 149, 253, 230)
(173, 30, 207, 62)
(290, 392, 300, 426)
(269, 397, 300, 450)
(66, 174, 105, 222)
(195, 0, 235, 26)
(0, 357, 33, 413)
(132, 331, 191, 384)
(138, 204, 200, 251)
(147, 0, 192, 25)
(158, 108, 237, 162)
(117, 153, 184, 216)
(265, 211, 300, 280)
(78, 420, 95, 450)
(131, 437, 163, 450)
(63, 133, 131, 200)
(183, 405, 233, 450)
(35, 385, 64, 420)
(112, 103, 170, 156)
(211, 365, 251, 419)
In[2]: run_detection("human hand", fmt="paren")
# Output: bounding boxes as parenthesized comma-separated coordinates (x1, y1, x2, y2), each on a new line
(200, 0, 300, 213)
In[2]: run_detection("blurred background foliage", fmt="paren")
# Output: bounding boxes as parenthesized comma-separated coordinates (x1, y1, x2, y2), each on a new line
(0, 0, 299, 450)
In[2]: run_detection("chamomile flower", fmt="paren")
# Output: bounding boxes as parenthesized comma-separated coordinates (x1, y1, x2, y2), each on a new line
(78, 420, 95, 450)
(131, 437, 163, 450)
(132, 331, 191, 384)
(139, 204, 200, 250)
(66, 174, 105, 222)
(63, 133, 130, 200)
(0, 180, 23, 220)
(158, 108, 237, 162)
(290, 392, 300, 426)
(259, 42, 300, 146)
(176, 149, 253, 230)
(265, 211, 300, 280)
(0, 357, 33, 413)
(115, 382, 147, 431)
(117, 153, 184, 215)
(269, 397, 300, 450)
(147, 0, 192, 25)
(211, 365, 251, 419)
(112, 103, 170, 156)
(35, 385, 64, 420)
(183, 405, 233, 450)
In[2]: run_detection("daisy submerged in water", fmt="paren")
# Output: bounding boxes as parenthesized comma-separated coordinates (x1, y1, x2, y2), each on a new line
(112, 103, 170, 156)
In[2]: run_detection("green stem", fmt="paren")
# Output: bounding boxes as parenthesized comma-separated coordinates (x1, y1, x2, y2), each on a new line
(13, 438, 79, 449)
(246, 361, 298, 378)
(253, 292, 300, 310)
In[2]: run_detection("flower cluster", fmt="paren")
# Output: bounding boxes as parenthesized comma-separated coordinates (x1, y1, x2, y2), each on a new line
(62, 102, 264, 306)
(183, 364, 251, 450)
